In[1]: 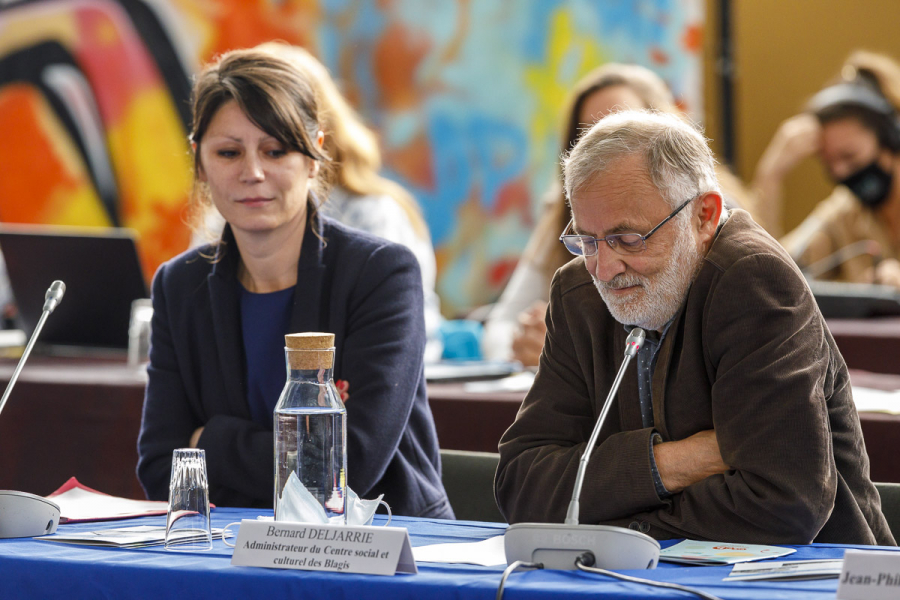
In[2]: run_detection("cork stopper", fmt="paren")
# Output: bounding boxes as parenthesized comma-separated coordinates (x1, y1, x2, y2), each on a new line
(285, 332, 335, 350)
(285, 332, 335, 370)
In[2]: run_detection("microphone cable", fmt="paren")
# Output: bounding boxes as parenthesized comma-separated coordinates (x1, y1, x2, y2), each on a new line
(496, 560, 542, 600)
(496, 556, 725, 600)
(574, 554, 725, 600)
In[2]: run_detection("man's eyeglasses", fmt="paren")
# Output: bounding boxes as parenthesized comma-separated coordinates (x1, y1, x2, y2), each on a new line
(559, 194, 698, 256)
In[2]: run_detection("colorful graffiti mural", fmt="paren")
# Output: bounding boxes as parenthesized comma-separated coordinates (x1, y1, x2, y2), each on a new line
(0, 0, 196, 280)
(0, 0, 702, 313)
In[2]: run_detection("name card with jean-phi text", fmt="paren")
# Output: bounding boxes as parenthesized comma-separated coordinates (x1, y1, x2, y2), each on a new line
(228, 520, 417, 575)
(837, 549, 900, 600)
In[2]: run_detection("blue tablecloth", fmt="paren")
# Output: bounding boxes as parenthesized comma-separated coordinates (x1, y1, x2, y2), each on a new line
(0, 508, 896, 599)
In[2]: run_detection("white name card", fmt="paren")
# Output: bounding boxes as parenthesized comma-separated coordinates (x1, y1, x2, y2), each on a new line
(837, 549, 900, 599)
(230, 519, 417, 575)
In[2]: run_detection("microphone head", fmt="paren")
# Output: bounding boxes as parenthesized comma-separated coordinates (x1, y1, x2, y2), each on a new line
(624, 327, 646, 357)
(43, 280, 66, 314)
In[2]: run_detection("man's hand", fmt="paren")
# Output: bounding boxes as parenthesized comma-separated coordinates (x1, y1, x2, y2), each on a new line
(751, 113, 822, 236)
(654, 429, 728, 494)
(757, 114, 822, 180)
(511, 301, 548, 367)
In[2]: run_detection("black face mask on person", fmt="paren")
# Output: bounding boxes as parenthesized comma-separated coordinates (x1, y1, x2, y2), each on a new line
(839, 159, 895, 209)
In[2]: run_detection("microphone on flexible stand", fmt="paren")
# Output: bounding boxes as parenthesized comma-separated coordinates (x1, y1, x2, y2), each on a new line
(504, 327, 661, 570)
(800, 240, 882, 281)
(0, 281, 66, 538)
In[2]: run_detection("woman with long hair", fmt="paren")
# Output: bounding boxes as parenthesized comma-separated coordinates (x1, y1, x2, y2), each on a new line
(137, 48, 452, 518)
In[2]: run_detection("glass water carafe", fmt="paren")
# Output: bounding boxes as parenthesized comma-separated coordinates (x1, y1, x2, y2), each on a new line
(273, 333, 347, 524)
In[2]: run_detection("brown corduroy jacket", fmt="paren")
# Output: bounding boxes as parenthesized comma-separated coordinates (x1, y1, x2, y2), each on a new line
(495, 210, 895, 546)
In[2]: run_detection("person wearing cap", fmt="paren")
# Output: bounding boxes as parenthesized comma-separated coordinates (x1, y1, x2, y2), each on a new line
(136, 48, 452, 519)
(753, 51, 900, 286)
(494, 109, 894, 546)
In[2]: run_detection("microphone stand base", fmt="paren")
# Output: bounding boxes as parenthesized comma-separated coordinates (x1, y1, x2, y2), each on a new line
(0, 490, 60, 538)
(504, 522, 660, 570)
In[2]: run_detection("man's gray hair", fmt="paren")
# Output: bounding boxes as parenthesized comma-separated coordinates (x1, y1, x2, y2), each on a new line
(563, 110, 721, 213)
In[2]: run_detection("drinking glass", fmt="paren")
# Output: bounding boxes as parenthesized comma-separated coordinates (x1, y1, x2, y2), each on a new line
(165, 448, 212, 551)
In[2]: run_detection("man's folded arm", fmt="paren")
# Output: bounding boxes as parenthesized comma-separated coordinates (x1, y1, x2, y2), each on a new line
(642, 254, 838, 543)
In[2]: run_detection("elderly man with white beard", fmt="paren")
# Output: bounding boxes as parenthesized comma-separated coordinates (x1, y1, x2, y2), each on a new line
(494, 110, 895, 546)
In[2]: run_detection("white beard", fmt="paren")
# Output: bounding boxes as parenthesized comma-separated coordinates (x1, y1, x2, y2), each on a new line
(592, 221, 703, 331)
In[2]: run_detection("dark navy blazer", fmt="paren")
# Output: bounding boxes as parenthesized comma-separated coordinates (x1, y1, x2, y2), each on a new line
(137, 213, 453, 518)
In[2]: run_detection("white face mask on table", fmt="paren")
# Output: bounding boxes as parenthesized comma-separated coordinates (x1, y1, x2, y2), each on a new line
(278, 472, 390, 527)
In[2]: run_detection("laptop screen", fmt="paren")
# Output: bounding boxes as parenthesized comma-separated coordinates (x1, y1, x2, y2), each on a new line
(0, 226, 150, 350)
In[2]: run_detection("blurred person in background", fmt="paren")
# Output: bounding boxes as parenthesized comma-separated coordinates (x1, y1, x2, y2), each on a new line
(753, 51, 900, 287)
(138, 48, 452, 518)
(258, 42, 443, 362)
(481, 63, 756, 367)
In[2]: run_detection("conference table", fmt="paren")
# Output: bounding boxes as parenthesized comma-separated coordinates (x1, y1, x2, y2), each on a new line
(827, 317, 900, 375)
(0, 507, 895, 599)
(0, 347, 898, 501)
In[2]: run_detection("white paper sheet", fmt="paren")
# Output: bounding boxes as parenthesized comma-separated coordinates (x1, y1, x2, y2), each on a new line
(852, 386, 900, 415)
(725, 559, 844, 581)
(464, 372, 535, 394)
(412, 534, 506, 566)
(38, 525, 230, 548)
(50, 486, 169, 522)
